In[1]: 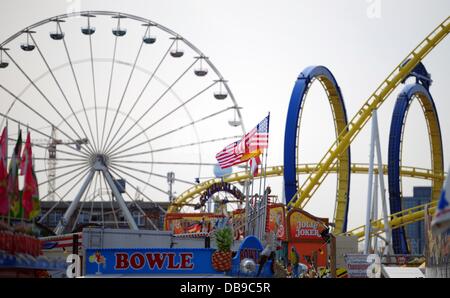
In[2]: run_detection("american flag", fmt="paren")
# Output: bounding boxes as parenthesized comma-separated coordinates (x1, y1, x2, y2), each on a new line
(216, 115, 270, 169)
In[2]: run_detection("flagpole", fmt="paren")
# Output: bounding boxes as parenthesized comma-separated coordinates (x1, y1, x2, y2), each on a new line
(261, 112, 270, 239)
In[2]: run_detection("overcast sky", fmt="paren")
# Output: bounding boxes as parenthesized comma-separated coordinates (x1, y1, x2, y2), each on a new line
(0, 0, 449, 230)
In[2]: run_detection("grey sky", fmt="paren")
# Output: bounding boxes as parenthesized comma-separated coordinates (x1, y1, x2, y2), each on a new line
(0, 0, 449, 230)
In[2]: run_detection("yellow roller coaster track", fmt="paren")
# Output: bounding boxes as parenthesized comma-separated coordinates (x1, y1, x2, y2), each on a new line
(168, 163, 445, 213)
(340, 200, 437, 242)
(288, 16, 450, 209)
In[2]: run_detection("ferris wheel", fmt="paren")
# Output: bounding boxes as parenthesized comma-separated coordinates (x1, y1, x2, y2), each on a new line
(0, 11, 245, 234)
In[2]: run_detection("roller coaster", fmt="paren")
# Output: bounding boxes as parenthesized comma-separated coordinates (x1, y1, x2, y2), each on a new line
(169, 16, 450, 254)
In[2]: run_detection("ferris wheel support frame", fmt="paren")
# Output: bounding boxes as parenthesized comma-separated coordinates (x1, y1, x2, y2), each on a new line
(55, 156, 139, 234)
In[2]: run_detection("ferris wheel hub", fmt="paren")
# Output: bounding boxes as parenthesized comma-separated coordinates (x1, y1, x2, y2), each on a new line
(89, 153, 110, 170)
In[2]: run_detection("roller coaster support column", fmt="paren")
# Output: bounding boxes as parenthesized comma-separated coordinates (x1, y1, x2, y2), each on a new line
(372, 174, 379, 252)
(364, 110, 377, 254)
(373, 110, 393, 255)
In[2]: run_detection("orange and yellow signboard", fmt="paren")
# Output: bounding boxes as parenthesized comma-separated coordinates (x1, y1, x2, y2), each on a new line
(287, 209, 329, 268)
(287, 209, 328, 242)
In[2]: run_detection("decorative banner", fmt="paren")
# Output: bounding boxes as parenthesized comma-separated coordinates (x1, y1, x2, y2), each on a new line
(267, 204, 286, 241)
(85, 248, 221, 275)
(287, 209, 328, 242)
(164, 213, 225, 234)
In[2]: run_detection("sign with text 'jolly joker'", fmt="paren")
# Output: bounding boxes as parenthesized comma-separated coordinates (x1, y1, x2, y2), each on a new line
(287, 209, 328, 242)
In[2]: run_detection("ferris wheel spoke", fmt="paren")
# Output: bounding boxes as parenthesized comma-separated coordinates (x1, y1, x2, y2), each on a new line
(34, 157, 87, 162)
(71, 170, 96, 232)
(100, 39, 175, 153)
(6, 136, 86, 160)
(1, 114, 89, 158)
(98, 174, 105, 224)
(87, 32, 100, 151)
(122, 190, 159, 230)
(34, 160, 87, 174)
(88, 171, 100, 226)
(100, 26, 148, 152)
(100, 35, 118, 152)
(108, 166, 166, 214)
(38, 167, 91, 223)
(100, 173, 120, 229)
(111, 135, 241, 160)
(32, 143, 87, 160)
(0, 98, 91, 158)
(109, 107, 233, 157)
(57, 22, 99, 152)
(104, 57, 199, 155)
(109, 162, 195, 186)
(38, 162, 89, 187)
(106, 79, 214, 156)
(108, 164, 168, 196)
(1, 53, 94, 156)
(111, 160, 216, 166)
(28, 34, 96, 156)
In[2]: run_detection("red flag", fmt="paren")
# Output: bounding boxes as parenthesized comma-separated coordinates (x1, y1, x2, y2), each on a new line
(22, 157, 34, 219)
(0, 127, 8, 216)
(20, 131, 31, 175)
(0, 126, 6, 167)
(21, 132, 34, 219)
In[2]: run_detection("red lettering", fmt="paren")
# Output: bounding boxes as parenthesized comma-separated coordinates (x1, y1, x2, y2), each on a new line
(130, 253, 145, 270)
(115, 253, 129, 270)
(180, 253, 194, 269)
(167, 253, 180, 269)
(145, 253, 166, 270)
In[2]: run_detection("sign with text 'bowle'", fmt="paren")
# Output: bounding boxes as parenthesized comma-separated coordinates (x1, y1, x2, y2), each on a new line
(85, 248, 221, 275)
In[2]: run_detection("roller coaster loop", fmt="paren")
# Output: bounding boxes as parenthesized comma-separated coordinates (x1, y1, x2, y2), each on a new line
(284, 65, 351, 233)
(388, 66, 444, 253)
(288, 17, 450, 211)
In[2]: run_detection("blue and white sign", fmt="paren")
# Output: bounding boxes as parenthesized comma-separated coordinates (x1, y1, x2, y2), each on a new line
(84, 248, 221, 275)
(432, 167, 450, 234)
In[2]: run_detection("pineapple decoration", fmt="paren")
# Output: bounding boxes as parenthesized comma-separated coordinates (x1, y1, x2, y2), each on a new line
(211, 226, 233, 271)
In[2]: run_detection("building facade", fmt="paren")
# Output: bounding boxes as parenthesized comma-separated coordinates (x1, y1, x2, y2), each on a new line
(402, 186, 431, 255)
(39, 200, 169, 233)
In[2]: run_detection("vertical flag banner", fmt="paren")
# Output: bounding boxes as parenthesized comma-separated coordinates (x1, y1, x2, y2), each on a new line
(216, 114, 270, 169)
(8, 129, 22, 218)
(20, 130, 32, 175)
(0, 127, 8, 216)
(432, 167, 450, 234)
(22, 131, 34, 219)
(29, 158, 41, 220)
